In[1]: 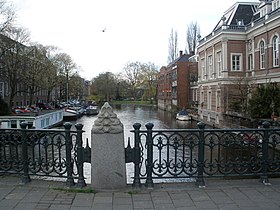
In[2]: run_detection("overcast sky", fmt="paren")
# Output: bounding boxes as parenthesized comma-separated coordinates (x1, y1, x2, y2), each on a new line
(9, 0, 258, 80)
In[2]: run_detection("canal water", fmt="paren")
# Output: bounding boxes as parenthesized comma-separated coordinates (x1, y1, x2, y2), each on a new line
(69, 104, 199, 184)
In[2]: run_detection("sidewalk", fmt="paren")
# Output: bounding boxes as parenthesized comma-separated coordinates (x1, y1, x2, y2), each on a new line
(1, 175, 280, 210)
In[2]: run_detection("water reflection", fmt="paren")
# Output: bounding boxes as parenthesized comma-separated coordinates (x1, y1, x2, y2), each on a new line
(74, 104, 198, 143)
(71, 104, 199, 184)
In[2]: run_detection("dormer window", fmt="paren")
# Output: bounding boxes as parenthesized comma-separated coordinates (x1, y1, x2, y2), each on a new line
(236, 20, 244, 26)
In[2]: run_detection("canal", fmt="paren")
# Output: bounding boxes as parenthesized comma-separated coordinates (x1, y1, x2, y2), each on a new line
(69, 104, 199, 184)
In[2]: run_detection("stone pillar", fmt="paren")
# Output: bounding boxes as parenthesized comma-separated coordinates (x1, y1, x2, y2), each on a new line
(91, 102, 127, 189)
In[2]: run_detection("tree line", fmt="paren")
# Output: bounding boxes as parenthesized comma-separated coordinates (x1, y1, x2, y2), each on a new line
(90, 61, 158, 103)
(0, 0, 86, 109)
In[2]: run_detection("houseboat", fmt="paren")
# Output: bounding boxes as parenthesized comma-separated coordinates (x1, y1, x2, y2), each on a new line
(0, 110, 64, 129)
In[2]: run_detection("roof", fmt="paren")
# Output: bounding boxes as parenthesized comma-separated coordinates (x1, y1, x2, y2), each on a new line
(213, 2, 259, 31)
(167, 54, 191, 68)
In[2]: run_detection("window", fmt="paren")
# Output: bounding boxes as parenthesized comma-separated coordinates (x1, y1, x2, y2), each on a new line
(216, 51, 222, 77)
(260, 41, 265, 69)
(11, 120, 17, 128)
(273, 35, 279, 67)
(216, 91, 221, 111)
(200, 91, 204, 107)
(201, 58, 205, 80)
(172, 69, 177, 80)
(207, 91, 212, 110)
(231, 54, 242, 71)
(194, 89, 198, 101)
(249, 54, 253, 70)
(208, 55, 213, 79)
(41, 119, 45, 128)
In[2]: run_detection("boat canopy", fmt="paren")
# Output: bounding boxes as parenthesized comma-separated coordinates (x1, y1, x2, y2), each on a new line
(178, 110, 188, 115)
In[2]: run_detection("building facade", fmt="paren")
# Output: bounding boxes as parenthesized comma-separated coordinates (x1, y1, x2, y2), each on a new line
(193, 0, 280, 126)
(158, 51, 198, 112)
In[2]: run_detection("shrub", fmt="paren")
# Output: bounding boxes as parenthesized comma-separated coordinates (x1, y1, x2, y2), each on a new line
(0, 98, 11, 115)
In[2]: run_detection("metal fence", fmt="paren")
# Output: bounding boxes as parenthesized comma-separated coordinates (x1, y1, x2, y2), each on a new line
(0, 122, 91, 187)
(126, 121, 280, 187)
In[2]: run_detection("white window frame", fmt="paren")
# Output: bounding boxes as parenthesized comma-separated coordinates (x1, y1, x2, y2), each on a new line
(200, 91, 204, 107)
(273, 35, 279, 67)
(260, 40, 265, 69)
(249, 54, 253, 70)
(208, 55, 213, 79)
(216, 51, 222, 77)
(231, 53, 242, 71)
(201, 58, 205, 80)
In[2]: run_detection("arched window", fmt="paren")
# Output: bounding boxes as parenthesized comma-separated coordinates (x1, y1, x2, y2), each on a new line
(273, 35, 279, 67)
(260, 40, 265, 69)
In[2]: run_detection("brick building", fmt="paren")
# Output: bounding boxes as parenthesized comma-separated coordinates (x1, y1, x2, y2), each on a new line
(158, 51, 198, 112)
(193, 0, 280, 126)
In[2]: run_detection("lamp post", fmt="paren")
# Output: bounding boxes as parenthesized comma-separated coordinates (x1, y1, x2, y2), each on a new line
(66, 68, 69, 107)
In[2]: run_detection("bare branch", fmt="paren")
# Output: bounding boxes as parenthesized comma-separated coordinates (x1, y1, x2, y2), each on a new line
(0, 0, 16, 34)
(185, 21, 200, 54)
(167, 28, 178, 63)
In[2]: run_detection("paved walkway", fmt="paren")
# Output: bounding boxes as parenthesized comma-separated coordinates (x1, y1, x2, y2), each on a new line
(1, 175, 280, 210)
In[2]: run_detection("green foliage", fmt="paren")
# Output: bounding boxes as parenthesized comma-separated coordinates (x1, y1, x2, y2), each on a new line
(91, 62, 158, 102)
(248, 83, 280, 118)
(230, 101, 242, 112)
(53, 187, 97, 194)
(90, 94, 104, 104)
(127, 191, 138, 195)
(91, 72, 117, 101)
(0, 97, 11, 115)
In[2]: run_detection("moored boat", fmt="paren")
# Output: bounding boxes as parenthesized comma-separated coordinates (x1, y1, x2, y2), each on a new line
(176, 110, 192, 121)
(0, 110, 64, 129)
(86, 105, 99, 115)
(63, 108, 80, 120)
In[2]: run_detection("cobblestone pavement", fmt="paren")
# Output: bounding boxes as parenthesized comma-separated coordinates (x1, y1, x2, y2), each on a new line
(1, 176, 280, 210)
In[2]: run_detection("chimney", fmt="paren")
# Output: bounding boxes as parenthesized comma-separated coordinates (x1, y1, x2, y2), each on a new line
(179, 50, 183, 57)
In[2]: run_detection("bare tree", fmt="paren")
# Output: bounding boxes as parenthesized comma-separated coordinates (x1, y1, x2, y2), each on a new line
(53, 53, 77, 102)
(22, 44, 57, 105)
(0, 27, 30, 108)
(39, 45, 60, 103)
(123, 61, 143, 100)
(68, 73, 84, 100)
(0, 0, 16, 34)
(140, 62, 158, 102)
(185, 21, 200, 55)
(229, 77, 255, 114)
(167, 28, 178, 63)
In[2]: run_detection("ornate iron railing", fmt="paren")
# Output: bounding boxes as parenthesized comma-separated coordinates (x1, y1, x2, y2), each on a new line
(0, 122, 91, 187)
(126, 121, 280, 187)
